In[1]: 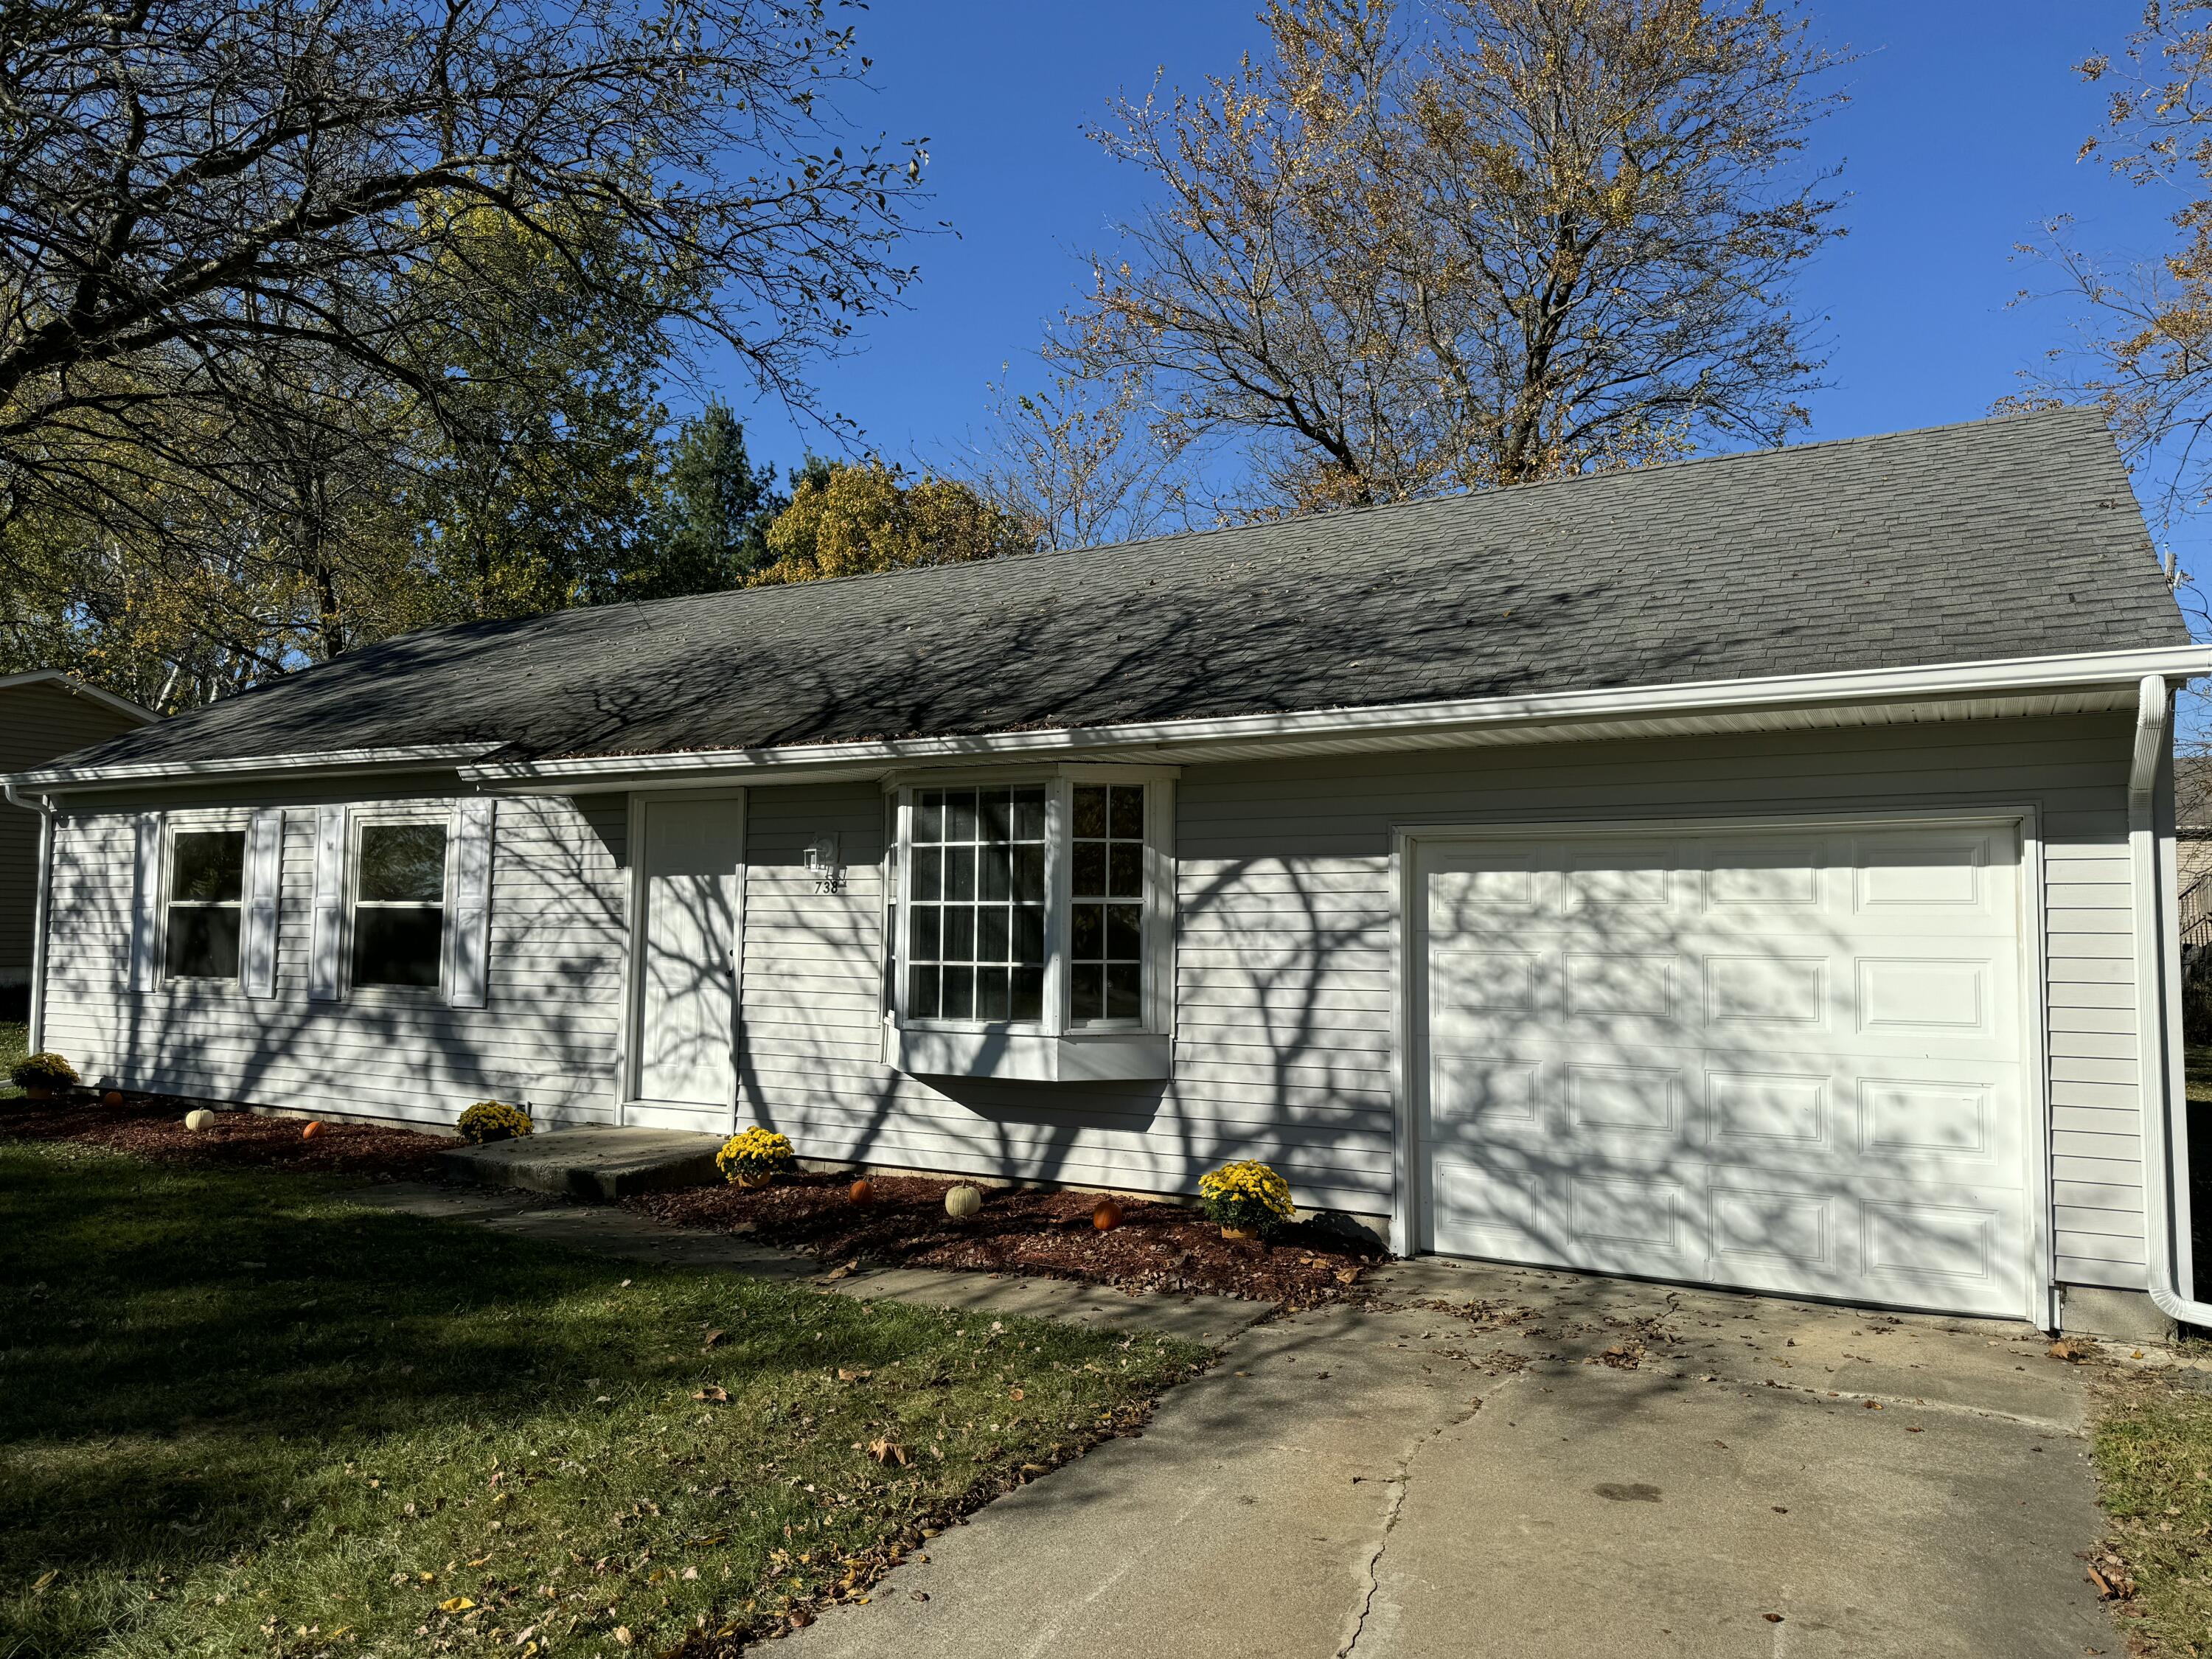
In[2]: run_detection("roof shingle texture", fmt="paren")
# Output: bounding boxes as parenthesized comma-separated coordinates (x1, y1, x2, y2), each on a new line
(65, 408, 2192, 771)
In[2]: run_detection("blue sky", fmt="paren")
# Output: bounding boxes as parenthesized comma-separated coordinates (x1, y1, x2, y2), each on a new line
(709, 1, 2202, 584)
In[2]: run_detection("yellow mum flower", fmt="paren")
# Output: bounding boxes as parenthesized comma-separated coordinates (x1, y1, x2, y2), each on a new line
(456, 1100, 533, 1145)
(717, 1127, 798, 1180)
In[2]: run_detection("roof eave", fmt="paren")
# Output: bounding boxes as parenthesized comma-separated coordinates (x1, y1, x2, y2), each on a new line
(10, 644, 2205, 798)
(4, 743, 494, 795)
(461, 643, 2212, 795)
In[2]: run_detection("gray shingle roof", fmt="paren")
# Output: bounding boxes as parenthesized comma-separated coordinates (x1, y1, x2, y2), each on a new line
(54, 408, 2194, 772)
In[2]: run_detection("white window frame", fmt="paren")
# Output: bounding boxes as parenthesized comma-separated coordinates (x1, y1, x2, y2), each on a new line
(157, 808, 254, 988)
(886, 765, 1175, 1079)
(344, 807, 455, 999)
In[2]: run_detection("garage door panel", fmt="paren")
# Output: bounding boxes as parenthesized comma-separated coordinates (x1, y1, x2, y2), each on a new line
(1702, 953, 1831, 1027)
(1847, 829, 2008, 919)
(1419, 824, 2031, 1319)
(1427, 1057, 1544, 1139)
(1697, 839, 1828, 916)
(1859, 1188, 2017, 1304)
(1426, 1155, 1561, 1261)
(1567, 1168, 1704, 1277)
(1560, 841, 1679, 917)
(1709, 1178, 1851, 1292)
(1707, 1069, 1832, 1152)
(1427, 853, 1543, 928)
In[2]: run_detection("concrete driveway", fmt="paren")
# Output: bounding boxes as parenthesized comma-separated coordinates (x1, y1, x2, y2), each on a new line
(788, 1256, 2117, 1659)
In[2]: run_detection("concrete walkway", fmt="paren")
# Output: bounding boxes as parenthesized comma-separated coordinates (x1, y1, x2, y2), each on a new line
(787, 1256, 2119, 1659)
(355, 1182, 1269, 1349)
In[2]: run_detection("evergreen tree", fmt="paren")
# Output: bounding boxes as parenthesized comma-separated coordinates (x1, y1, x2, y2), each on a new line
(624, 405, 788, 599)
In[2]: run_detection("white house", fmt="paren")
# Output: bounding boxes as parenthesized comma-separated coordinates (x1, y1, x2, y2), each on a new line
(10, 408, 2207, 1335)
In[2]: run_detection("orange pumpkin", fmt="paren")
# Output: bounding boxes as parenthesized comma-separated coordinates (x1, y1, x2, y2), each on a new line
(301, 1120, 325, 1140)
(1093, 1197, 1124, 1231)
(102, 1089, 122, 1106)
(849, 1178, 874, 1205)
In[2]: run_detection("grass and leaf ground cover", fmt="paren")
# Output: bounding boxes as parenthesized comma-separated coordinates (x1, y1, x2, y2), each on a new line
(1, 1020, 24, 1099)
(2090, 1367, 2212, 1655)
(0, 1141, 1203, 1658)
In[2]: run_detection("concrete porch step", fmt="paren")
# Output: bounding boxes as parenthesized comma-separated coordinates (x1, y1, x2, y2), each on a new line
(434, 1126, 724, 1202)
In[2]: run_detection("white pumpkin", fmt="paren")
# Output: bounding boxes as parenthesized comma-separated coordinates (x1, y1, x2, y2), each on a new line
(945, 1184, 984, 1220)
(183, 1108, 215, 1132)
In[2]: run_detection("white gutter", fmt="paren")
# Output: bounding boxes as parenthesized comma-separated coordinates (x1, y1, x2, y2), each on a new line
(461, 643, 2212, 791)
(4, 782, 54, 1052)
(7, 644, 2211, 796)
(2128, 673, 2212, 1329)
(6, 743, 492, 793)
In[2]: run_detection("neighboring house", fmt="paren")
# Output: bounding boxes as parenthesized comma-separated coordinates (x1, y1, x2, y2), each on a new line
(7, 408, 2208, 1335)
(2177, 757, 2212, 948)
(0, 672, 154, 1013)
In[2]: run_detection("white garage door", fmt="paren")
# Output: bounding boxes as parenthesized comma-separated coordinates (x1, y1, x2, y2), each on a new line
(1418, 822, 2033, 1319)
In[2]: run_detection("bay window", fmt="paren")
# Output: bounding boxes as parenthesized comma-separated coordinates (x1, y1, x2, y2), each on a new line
(890, 769, 1173, 1082)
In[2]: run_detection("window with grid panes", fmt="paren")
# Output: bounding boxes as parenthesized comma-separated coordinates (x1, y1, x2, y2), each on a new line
(1069, 782, 1146, 1022)
(905, 786, 1047, 1021)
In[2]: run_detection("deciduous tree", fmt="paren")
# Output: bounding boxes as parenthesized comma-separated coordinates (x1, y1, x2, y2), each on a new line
(1071, 0, 1844, 511)
(751, 459, 1028, 585)
(2015, 4, 2212, 538)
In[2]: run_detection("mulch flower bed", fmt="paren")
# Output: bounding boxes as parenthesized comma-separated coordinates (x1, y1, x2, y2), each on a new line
(628, 1171, 1386, 1307)
(1, 1093, 450, 1178)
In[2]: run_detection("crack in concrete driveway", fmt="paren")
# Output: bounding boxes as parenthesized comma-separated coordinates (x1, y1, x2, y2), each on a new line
(786, 1257, 2121, 1658)
(1335, 1381, 1505, 1658)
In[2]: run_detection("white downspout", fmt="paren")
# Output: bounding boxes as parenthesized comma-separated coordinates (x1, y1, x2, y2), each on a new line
(4, 782, 54, 1053)
(2128, 674, 2212, 1327)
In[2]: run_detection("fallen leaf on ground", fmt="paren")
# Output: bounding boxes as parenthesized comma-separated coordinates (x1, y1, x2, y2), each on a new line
(701, 1329, 725, 1349)
(866, 1439, 910, 1467)
(1009, 1387, 1025, 1401)
(2048, 1338, 2101, 1363)
(438, 1596, 475, 1613)
(692, 1386, 729, 1404)
(836, 1368, 871, 1382)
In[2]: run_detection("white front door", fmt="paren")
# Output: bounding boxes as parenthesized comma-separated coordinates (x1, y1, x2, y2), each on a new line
(630, 793, 745, 1130)
(1417, 821, 2034, 1319)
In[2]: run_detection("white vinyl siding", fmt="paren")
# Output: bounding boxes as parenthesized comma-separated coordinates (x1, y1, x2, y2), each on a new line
(42, 785, 627, 1126)
(734, 715, 2146, 1291)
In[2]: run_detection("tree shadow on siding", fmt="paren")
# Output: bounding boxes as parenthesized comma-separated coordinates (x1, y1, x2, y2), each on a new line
(50, 794, 633, 1130)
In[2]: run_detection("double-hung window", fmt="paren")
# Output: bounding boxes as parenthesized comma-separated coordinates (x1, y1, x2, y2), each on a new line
(891, 770, 1172, 1081)
(1068, 784, 1147, 1023)
(351, 820, 449, 990)
(165, 828, 246, 981)
(906, 786, 1047, 1022)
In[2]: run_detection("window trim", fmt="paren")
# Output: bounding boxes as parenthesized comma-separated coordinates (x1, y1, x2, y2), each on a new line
(344, 807, 455, 999)
(157, 809, 253, 988)
(885, 764, 1175, 1077)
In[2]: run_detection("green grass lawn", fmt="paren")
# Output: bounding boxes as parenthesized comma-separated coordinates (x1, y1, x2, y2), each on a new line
(1, 1021, 24, 1099)
(2092, 1376, 2212, 1656)
(0, 1142, 1203, 1658)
